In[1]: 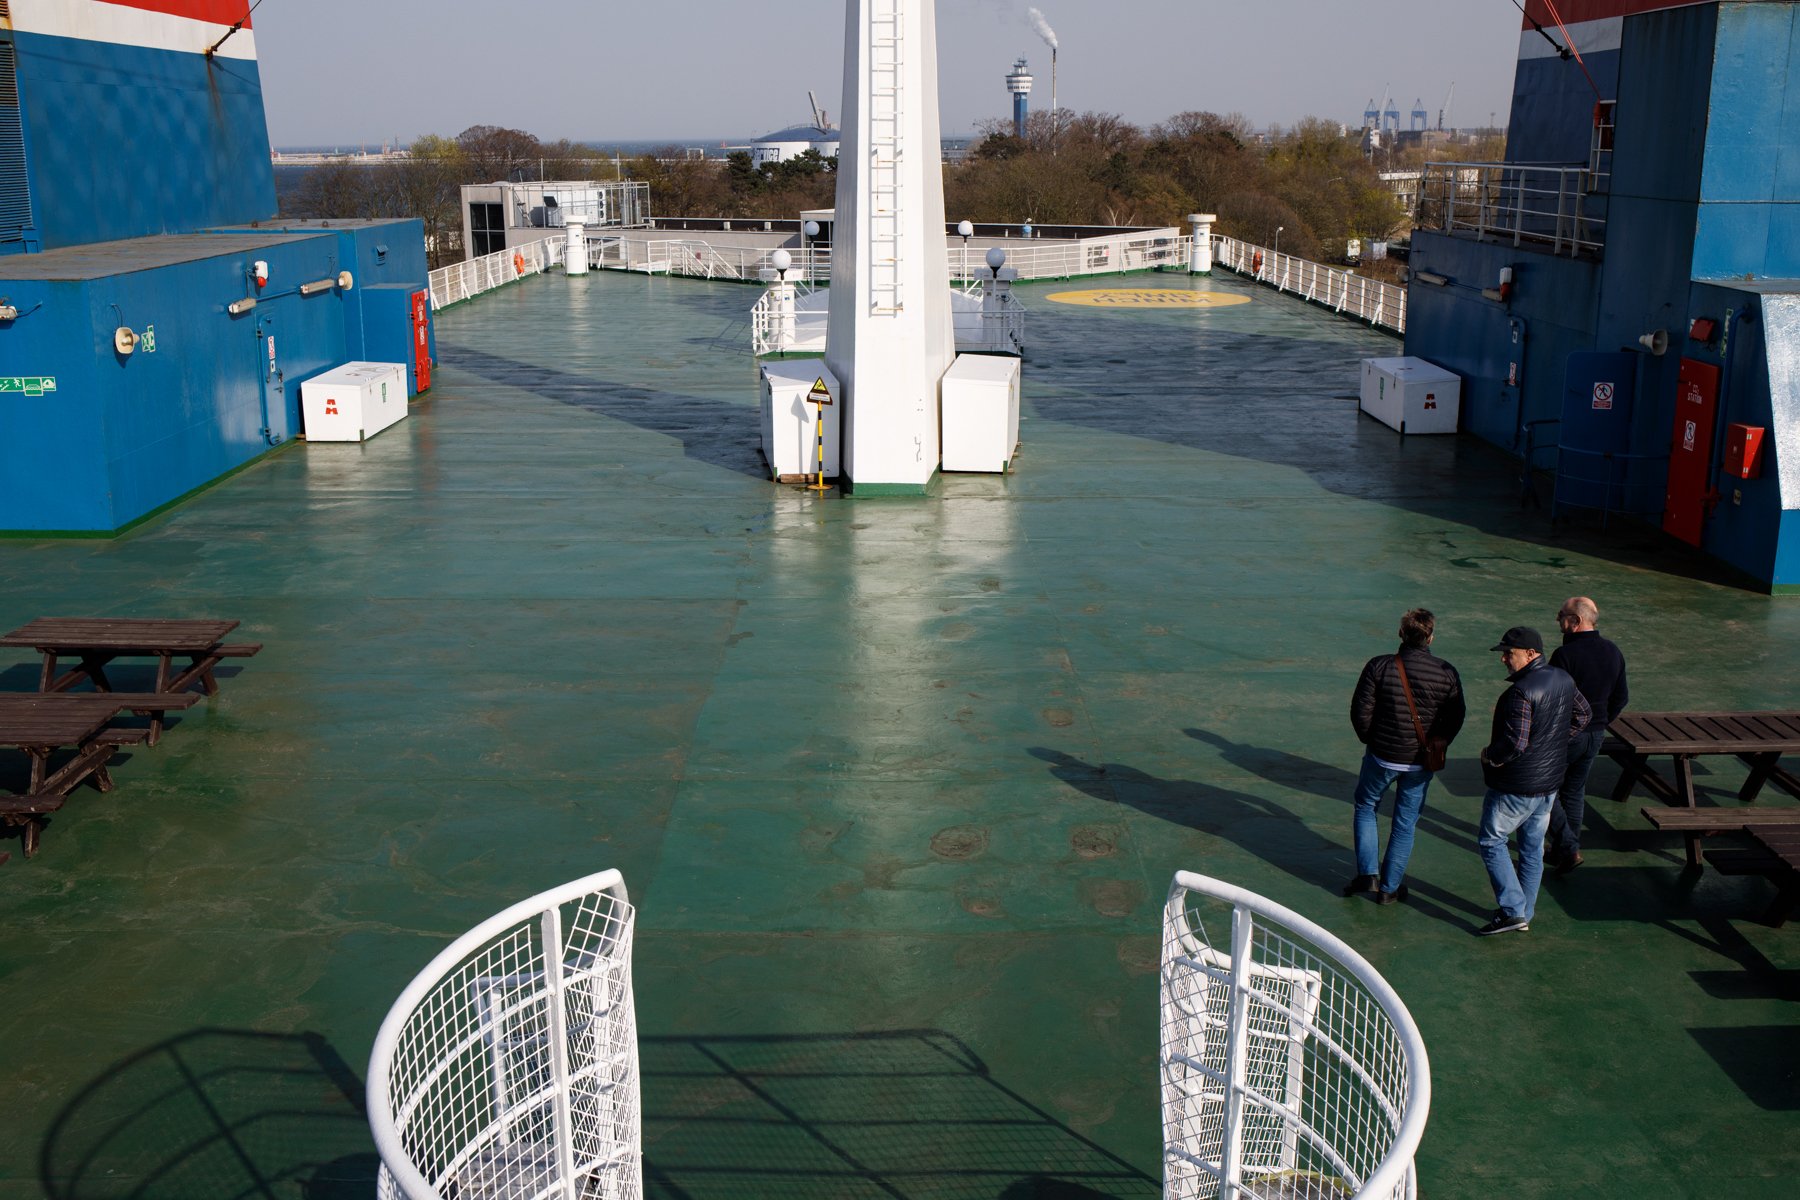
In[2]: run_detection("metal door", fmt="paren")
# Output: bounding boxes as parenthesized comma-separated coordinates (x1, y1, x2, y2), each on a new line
(411, 290, 432, 392)
(1663, 357, 1720, 546)
(1556, 351, 1635, 514)
(254, 314, 289, 445)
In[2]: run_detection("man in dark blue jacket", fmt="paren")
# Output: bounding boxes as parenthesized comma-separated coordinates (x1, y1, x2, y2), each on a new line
(1475, 627, 1592, 936)
(1546, 596, 1628, 873)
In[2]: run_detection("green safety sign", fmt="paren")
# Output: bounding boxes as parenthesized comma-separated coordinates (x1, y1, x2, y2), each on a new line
(142, 325, 157, 353)
(0, 377, 57, 397)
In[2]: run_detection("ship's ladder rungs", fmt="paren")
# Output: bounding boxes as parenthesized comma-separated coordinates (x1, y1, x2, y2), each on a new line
(867, 2, 905, 314)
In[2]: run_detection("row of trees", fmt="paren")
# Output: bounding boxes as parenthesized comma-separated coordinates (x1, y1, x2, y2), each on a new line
(279, 117, 1502, 269)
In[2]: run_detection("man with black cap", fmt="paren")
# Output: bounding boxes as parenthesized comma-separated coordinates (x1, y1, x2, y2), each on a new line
(1475, 626, 1592, 935)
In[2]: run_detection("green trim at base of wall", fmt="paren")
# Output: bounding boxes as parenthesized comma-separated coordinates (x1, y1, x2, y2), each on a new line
(1772, 583, 1800, 595)
(0, 441, 294, 540)
(843, 472, 936, 497)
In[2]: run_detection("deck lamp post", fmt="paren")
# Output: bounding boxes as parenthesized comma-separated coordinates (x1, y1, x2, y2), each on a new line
(802, 220, 820, 280)
(957, 220, 973, 282)
(1274, 226, 1284, 259)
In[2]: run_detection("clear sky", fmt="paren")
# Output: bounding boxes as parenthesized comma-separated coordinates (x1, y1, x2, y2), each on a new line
(254, 0, 1526, 147)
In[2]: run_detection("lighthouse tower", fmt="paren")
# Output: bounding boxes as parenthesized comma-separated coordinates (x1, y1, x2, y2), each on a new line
(1006, 58, 1033, 139)
(824, 0, 955, 494)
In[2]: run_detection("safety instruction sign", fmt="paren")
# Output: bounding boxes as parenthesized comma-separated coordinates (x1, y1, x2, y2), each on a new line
(1591, 381, 1614, 410)
(0, 376, 57, 397)
(809, 377, 833, 406)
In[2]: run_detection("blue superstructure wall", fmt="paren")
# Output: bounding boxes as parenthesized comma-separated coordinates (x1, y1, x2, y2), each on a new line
(205, 219, 436, 394)
(1695, 3, 1800, 277)
(1, 234, 356, 532)
(8, 31, 276, 252)
(1407, 1, 1800, 588)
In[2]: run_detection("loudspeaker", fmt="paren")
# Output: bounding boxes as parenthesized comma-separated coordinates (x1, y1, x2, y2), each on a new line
(1638, 329, 1669, 356)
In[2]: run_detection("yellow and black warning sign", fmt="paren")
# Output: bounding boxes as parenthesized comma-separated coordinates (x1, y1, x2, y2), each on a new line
(809, 377, 833, 406)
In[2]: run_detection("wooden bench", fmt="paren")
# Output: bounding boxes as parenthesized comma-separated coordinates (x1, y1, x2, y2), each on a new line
(1640, 807, 1800, 831)
(1638, 807, 1800, 926)
(1, 693, 196, 858)
(0, 792, 71, 857)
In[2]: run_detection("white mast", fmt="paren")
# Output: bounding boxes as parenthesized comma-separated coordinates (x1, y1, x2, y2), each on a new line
(824, 0, 954, 492)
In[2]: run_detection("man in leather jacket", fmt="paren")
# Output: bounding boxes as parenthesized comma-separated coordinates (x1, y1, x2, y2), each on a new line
(1345, 608, 1466, 905)
(1475, 626, 1592, 935)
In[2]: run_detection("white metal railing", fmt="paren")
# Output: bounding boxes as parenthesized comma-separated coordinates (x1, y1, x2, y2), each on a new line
(369, 870, 641, 1200)
(749, 284, 1025, 356)
(1161, 872, 1429, 1200)
(1417, 160, 1609, 257)
(429, 237, 565, 310)
(953, 231, 1188, 283)
(1214, 236, 1407, 334)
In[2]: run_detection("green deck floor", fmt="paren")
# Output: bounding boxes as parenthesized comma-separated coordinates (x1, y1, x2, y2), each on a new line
(2, 268, 1797, 1198)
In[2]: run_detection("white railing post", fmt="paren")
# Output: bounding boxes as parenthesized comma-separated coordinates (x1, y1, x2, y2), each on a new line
(1218, 905, 1256, 1196)
(540, 906, 580, 1200)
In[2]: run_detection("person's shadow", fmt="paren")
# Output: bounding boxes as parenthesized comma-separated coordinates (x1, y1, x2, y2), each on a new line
(1030, 745, 1485, 931)
(1181, 726, 1486, 854)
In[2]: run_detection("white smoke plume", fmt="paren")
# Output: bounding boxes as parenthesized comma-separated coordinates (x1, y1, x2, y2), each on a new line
(1027, 7, 1058, 51)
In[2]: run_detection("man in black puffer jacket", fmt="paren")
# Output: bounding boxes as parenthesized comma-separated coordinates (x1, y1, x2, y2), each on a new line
(1475, 626, 1592, 936)
(1345, 608, 1466, 905)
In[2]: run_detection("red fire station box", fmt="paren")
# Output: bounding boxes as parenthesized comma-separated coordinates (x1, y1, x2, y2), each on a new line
(1725, 423, 1765, 480)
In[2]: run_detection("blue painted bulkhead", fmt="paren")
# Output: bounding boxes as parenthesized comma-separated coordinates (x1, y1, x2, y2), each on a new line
(1, 234, 354, 532)
(1407, 1, 1800, 588)
(206, 219, 436, 393)
(7, 30, 277, 253)
(1, 9, 433, 536)
(1694, 3, 1800, 278)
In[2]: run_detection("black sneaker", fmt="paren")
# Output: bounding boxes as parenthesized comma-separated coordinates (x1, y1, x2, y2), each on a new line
(1476, 912, 1530, 936)
(1373, 885, 1409, 906)
(1553, 851, 1584, 876)
(1342, 874, 1376, 897)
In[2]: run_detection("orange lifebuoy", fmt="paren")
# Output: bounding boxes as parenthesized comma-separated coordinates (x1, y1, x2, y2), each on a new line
(513, 252, 526, 275)
(1252, 251, 1263, 272)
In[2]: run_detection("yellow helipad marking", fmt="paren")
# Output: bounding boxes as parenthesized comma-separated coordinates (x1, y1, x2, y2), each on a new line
(1047, 289, 1252, 309)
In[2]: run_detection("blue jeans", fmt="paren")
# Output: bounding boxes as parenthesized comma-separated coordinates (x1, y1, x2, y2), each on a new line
(1479, 789, 1556, 920)
(1352, 754, 1434, 894)
(1548, 727, 1606, 860)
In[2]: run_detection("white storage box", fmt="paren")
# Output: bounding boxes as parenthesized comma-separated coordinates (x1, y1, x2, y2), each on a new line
(301, 361, 409, 442)
(759, 360, 841, 481)
(1360, 356, 1461, 435)
(940, 353, 1022, 472)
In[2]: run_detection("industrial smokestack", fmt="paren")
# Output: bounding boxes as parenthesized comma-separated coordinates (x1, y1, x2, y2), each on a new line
(1028, 8, 1058, 151)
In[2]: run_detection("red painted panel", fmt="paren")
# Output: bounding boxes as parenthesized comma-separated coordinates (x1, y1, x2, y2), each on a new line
(98, 1, 253, 26)
(412, 291, 432, 393)
(1522, 1, 1706, 28)
(1663, 357, 1721, 547)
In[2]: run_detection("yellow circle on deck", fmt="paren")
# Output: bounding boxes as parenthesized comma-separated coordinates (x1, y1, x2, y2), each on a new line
(1046, 289, 1252, 309)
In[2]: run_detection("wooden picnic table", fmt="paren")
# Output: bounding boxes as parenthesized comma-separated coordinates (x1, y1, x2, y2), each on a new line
(1607, 711, 1800, 867)
(0, 618, 260, 744)
(0, 692, 198, 857)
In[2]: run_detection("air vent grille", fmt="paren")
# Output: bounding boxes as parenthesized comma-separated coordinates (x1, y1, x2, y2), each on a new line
(0, 37, 30, 243)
